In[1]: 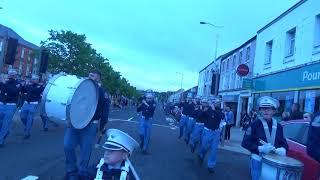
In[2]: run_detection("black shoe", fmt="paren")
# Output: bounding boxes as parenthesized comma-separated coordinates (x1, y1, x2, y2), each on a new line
(208, 167, 215, 173)
(44, 128, 48, 132)
(178, 135, 182, 139)
(23, 134, 31, 139)
(197, 155, 203, 165)
(190, 146, 195, 153)
(140, 142, 144, 149)
(142, 150, 147, 155)
(0, 143, 4, 148)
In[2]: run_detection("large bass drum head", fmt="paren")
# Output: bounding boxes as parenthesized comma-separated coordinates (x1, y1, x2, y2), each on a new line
(69, 79, 98, 129)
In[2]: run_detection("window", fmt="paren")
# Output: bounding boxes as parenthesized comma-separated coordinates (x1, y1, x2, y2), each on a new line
(298, 90, 320, 113)
(233, 55, 236, 67)
(226, 58, 230, 70)
(286, 28, 296, 56)
(0, 40, 3, 52)
(314, 14, 320, 47)
(239, 51, 242, 64)
(265, 40, 273, 65)
(246, 47, 250, 62)
(21, 48, 25, 58)
(283, 123, 309, 145)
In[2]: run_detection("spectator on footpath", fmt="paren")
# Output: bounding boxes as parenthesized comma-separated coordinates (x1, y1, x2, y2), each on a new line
(281, 112, 290, 121)
(289, 103, 303, 120)
(303, 112, 313, 122)
(224, 106, 234, 142)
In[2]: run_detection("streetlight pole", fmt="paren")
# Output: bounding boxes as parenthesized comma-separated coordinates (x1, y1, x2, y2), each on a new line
(200, 21, 224, 61)
(176, 72, 184, 90)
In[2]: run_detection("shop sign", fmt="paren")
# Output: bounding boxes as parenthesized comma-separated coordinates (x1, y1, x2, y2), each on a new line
(253, 62, 320, 92)
(242, 78, 253, 89)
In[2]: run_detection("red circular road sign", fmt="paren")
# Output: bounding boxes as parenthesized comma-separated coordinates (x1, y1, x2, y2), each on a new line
(236, 64, 249, 76)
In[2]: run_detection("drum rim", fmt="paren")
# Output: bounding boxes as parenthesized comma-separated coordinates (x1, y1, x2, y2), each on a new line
(41, 72, 65, 116)
(262, 155, 304, 170)
(66, 77, 99, 129)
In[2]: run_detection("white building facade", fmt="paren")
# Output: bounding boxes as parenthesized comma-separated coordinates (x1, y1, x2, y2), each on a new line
(253, 0, 320, 117)
(197, 58, 221, 100)
(219, 37, 256, 126)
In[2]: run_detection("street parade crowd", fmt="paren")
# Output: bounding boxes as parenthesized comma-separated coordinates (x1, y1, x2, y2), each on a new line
(0, 67, 319, 180)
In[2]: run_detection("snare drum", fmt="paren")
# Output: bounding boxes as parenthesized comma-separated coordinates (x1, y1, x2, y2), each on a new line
(261, 154, 304, 180)
(42, 73, 99, 129)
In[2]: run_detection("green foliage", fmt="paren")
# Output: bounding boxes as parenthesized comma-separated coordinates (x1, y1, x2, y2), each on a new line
(40, 30, 138, 97)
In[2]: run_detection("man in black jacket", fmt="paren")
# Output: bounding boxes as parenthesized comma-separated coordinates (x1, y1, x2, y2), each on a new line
(137, 92, 156, 154)
(20, 74, 45, 139)
(0, 69, 22, 147)
(64, 70, 108, 179)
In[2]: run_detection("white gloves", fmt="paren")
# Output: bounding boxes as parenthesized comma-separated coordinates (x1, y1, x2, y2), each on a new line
(258, 143, 276, 154)
(275, 147, 286, 156)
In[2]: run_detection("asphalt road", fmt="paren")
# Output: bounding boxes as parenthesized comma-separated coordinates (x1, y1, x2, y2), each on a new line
(0, 105, 250, 180)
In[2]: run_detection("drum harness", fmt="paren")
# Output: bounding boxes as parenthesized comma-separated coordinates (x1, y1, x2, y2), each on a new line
(251, 118, 277, 161)
(95, 158, 130, 180)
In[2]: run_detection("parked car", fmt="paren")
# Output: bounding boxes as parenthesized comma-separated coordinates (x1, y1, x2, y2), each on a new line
(281, 120, 320, 180)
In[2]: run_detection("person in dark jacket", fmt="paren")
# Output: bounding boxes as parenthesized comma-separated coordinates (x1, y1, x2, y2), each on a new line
(307, 113, 320, 163)
(85, 129, 139, 180)
(184, 96, 196, 144)
(189, 99, 206, 153)
(197, 101, 224, 173)
(20, 74, 45, 139)
(242, 96, 288, 180)
(137, 92, 156, 154)
(0, 69, 22, 147)
(289, 103, 303, 120)
(64, 70, 108, 179)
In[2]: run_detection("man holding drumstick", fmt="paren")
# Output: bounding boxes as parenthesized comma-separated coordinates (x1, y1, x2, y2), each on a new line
(64, 70, 108, 179)
(241, 96, 288, 180)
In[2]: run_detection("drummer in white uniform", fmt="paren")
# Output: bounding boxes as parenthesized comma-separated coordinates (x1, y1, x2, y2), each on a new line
(86, 129, 139, 180)
(241, 96, 288, 180)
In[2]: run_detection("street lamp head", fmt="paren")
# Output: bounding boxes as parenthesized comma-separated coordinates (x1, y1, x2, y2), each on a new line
(200, 22, 207, 24)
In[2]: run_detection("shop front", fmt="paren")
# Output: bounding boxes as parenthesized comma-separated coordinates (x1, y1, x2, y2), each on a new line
(253, 62, 320, 120)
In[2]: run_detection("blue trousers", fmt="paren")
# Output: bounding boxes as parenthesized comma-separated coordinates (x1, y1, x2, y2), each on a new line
(139, 116, 152, 151)
(190, 123, 204, 149)
(250, 157, 262, 180)
(179, 115, 188, 138)
(197, 128, 221, 168)
(184, 117, 195, 142)
(0, 104, 16, 144)
(20, 103, 37, 136)
(64, 123, 98, 175)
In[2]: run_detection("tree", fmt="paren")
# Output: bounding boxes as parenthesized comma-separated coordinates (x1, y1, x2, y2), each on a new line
(40, 30, 138, 97)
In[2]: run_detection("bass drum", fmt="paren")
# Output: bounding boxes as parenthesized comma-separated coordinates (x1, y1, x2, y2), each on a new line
(42, 73, 99, 129)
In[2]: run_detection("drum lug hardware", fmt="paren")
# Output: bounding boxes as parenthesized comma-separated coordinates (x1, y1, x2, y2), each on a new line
(46, 99, 52, 102)
(61, 103, 69, 106)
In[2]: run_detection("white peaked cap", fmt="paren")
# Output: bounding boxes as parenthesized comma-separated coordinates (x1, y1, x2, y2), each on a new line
(257, 96, 280, 109)
(145, 92, 153, 98)
(103, 129, 139, 154)
(31, 74, 40, 80)
(8, 69, 17, 75)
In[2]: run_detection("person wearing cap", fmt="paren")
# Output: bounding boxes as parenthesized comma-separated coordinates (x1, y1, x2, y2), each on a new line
(86, 129, 139, 180)
(137, 92, 156, 154)
(20, 74, 45, 139)
(64, 70, 109, 179)
(241, 96, 288, 180)
(189, 99, 207, 153)
(178, 97, 194, 140)
(197, 101, 225, 173)
(184, 96, 196, 144)
(0, 69, 22, 147)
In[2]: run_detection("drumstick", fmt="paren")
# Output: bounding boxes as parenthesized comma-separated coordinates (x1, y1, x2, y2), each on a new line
(127, 158, 140, 180)
(259, 139, 276, 153)
(95, 134, 103, 149)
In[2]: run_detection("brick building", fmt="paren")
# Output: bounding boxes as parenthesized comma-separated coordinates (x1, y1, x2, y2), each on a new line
(0, 24, 40, 77)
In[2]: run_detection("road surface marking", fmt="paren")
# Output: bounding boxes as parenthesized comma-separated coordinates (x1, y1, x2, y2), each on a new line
(21, 176, 39, 180)
(127, 117, 134, 121)
(109, 118, 178, 129)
